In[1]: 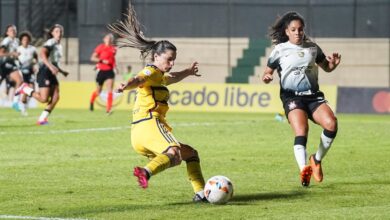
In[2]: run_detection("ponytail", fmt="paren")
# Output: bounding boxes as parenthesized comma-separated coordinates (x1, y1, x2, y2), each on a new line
(108, 3, 176, 60)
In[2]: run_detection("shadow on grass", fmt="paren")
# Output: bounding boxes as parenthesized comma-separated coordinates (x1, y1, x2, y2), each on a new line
(59, 191, 308, 217)
(231, 190, 306, 203)
(168, 190, 307, 206)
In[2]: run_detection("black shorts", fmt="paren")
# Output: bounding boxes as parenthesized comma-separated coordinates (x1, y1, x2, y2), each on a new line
(0, 60, 18, 77)
(280, 90, 327, 121)
(96, 69, 115, 86)
(20, 67, 35, 84)
(37, 65, 59, 88)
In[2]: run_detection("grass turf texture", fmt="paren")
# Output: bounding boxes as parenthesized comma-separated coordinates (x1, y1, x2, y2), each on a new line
(0, 109, 389, 219)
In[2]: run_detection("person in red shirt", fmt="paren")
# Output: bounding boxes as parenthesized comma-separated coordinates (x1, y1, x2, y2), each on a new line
(89, 33, 117, 114)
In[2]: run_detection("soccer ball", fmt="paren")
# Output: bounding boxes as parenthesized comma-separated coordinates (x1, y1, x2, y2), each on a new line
(204, 176, 233, 204)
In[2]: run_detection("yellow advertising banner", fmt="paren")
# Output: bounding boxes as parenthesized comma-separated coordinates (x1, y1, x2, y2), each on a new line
(55, 82, 337, 113)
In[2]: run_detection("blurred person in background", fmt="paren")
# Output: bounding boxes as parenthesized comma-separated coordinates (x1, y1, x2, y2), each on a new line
(1, 24, 24, 112)
(122, 64, 135, 81)
(17, 31, 38, 116)
(89, 33, 117, 114)
(16, 24, 69, 125)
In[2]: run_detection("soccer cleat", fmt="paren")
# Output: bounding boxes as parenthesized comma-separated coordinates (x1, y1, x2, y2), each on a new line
(37, 118, 49, 125)
(310, 154, 323, 182)
(133, 167, 149, 189)
(89, 102, 94, 111)
(300, 165, 313, 187)
(192, 193, 208, 203)
(106, 110, 113, 116)
(12, 102, 20, 111)
(21, 110, 28, 117)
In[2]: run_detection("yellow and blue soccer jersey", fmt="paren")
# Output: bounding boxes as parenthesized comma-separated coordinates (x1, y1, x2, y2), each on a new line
(131, 64, 180, 157)
(132, 64, 170, 124)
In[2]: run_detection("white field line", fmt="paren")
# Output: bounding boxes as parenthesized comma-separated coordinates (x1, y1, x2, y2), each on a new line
(0, 215, 87, 220)
(0, 115, 66, 122)
(0, 120, 263, 136)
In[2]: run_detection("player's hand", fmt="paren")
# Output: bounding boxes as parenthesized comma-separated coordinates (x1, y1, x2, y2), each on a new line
(326, 53, 341, 67)
(61, 70, 69, 77)
(49, 65, 59, 75)
(188, 62, 201, 77)
(115, 83, 127, 93)
(262, 73, 273, 84)
(101, 59, 110, 65)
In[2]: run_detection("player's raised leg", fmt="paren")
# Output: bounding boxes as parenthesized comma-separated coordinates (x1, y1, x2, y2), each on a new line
(310, 103, 338, 182)
(133, 146, 181, 189)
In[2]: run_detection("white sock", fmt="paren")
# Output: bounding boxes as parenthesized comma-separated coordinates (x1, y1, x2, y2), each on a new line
(23, 86, 34, 96)
(196, 190, 205, 198)
(12, 95, 19, 103)
(19, 102, 26, 112)
(294, 145, 307, 171)
(39, 110, 50, 121)
(143, 167, 152, 177)
(315, 131, 334, 161)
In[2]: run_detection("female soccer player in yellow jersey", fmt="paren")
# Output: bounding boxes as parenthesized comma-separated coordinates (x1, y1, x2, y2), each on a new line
(109, 4, 207, 202)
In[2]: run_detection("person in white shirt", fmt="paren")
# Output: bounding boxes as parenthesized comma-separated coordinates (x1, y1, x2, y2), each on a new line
(0, 24, 24, 111)
(262, 11, 341, 187)
(17, 31, 38, 115)
(16, 24, 69, 125)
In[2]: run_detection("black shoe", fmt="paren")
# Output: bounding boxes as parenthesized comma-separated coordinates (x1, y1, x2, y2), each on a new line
(90, 103, 94, 111)
(192, 193, 208, 203)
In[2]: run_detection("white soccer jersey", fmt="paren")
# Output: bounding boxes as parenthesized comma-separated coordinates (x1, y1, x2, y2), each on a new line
(267, 41, 326, 93)
(1, 37, 19, 53)
(43, 38, 62, 65)
(17, 45, 37, 68)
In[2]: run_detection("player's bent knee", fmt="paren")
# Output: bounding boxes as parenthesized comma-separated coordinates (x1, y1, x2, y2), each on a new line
(184, 149, 200, 163)
(165, 146, 182, 167)
(324, 116, 337, 132)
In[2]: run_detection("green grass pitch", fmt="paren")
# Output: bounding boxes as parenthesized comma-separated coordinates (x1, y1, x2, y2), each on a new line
(1, 109, 389, 219)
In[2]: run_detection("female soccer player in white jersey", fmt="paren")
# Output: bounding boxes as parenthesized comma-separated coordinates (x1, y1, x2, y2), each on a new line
(262, 12, 341, 187)
(16, 24, 69, 125)
(0, 24, 24, 111)
(109, 4, 207, 202)
(17, 31, 38, 115)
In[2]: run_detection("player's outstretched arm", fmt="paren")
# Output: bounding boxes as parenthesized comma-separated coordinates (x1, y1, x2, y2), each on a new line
(115, 76, 145, 93)
(165, 62, 200, 85)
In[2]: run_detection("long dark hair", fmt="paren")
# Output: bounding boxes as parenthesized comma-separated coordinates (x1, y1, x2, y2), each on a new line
(3, 24, 17, 37)
(47, 24, 64, 39)
(108, 3, 176, 61)
(269, 11, 308, 45)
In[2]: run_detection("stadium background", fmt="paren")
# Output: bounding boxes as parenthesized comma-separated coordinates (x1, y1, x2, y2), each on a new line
(0, 0, 389, 114)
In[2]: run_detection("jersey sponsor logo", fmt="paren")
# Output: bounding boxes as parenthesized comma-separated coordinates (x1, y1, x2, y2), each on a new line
(144, 69, 152, 76)
(297, 51, 305, 57)
(291, 66, 310, 75)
